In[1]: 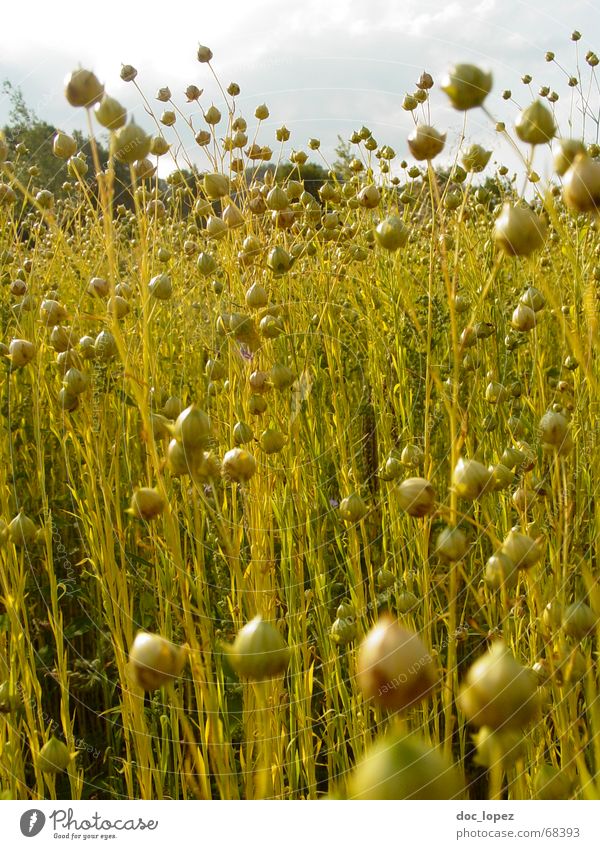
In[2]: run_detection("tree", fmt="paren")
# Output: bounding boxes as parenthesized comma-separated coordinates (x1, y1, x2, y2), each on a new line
(332, 135, 353, 181)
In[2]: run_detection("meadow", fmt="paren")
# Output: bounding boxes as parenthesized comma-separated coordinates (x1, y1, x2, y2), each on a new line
(0, 35, 599, 801)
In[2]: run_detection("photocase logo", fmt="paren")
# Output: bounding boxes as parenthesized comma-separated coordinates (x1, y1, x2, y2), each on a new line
(20, 810, 46, 837)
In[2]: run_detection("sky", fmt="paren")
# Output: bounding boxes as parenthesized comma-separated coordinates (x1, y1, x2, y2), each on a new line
(1, 0, 599, 180)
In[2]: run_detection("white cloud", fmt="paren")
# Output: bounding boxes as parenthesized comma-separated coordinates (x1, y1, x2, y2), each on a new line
(0, 0, 598, 178)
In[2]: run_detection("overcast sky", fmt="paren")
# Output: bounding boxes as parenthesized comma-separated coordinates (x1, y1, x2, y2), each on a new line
(1, 0, 599, 179)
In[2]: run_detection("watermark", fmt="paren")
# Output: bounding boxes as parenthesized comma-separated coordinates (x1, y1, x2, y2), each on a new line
(18, 808, 158, 839)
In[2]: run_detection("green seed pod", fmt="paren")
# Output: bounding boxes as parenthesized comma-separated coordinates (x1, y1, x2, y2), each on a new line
(58, 388, 78, 412)
(8, 510, 37, 547)
(357, 184, 381, 208)
(37, 737, 72, 773)
(267, 246, 292, 274)
(512, 487, 539, 513)
(163, 396, 183, 419)
(461, 144, 492, 173)
(396, 590, 418, 614)
(348, 731, 464, 800)
(376, 568, 395, 590)
(435, 526, 468, 562)
(260, 428, 286, 454)
(160, 109, 176, 127)
(542, 599, 563, 635)
(197, 252, 218, 276)
(53, 131, 77, 160)
(534, 765, 573, 800)
(401, 444, 424, 468)
(397, 477, 436, 517)
(222, 448, 257, 483)
(458, 640, 540, 729)
(150, 135, 170, 156)
(485, 381, 508, 403)
(107, 295, 129, 319)
(63, 367, 88, 395)
(64, 68, 104, 107)
(0, 183, 17, 204)
(562, 153, 600, 212)
(40, 298, 67, 326)
(270, 363, 294, 390)
(245, 282, 268, 309)
(94, 95, 127, 129)
(553, 139, 586, 176)
(501, 530, 544, 570)
(539, 410, 569, 446)
(197, 44, 213, 63)
(357, 615, 438, 712)
(374, 216, 409, 250)
(488, 464, 516, 491)
(484, 551, 519, 592)
(228, 615, 289, 679)
(129, 631, 187, 690)
(68, 154, 89, 178)
(94, 329, 118, 361)
(195, 130, 211, 147)
(113, 123, 151, 164)
(233, 421, 254, 445)
(515, 100, 556, 145)
(148, 273, 173, 300)
(128, 488, 166, 521)
(266, 186, 289, 211)
(78, 336, 96, 361)
(120, 64, 137, 82)
(520, 285, 545, 311)
(173, 404, 211, 451)
(452, 457, 492, 500)
(249, 394, 268, 415)
(562, 601, 597, 640)
(441, 63, 492, 110)
(512, 302, 537, 332)
(9, 338, 35, 368)
(204, 105, 221, 125)
(339, 493, 368, 523)
(407, 125, 445, 161)
(88, 276, 109, 298)
(205, 359, 227, 381)
(381, 455, 403, 481)
(331, 609, 357, 645)
(493, 203, 545, 257)
(167, 438, 198, 476)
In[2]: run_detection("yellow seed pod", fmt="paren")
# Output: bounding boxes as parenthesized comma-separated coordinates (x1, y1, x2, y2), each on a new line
(222, 448, 257, 483)
(397, 477, 435, 517)
(64, 68, 104, 107)
(128, 632, 187, 690)
(441, 63, 492, 110)
(356, 615, 438, 712)
(228, 616, 289, 679)
(37, 737, 73, 773)
(348, 731, 464, 799)
(113, 123, 151, 164)
(458, 641, 540, 730)
(515, 100, 556, 145)
(407, 125, 445, 161)
(127, 488, 166, 521)
(493, 203, 545, 257)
